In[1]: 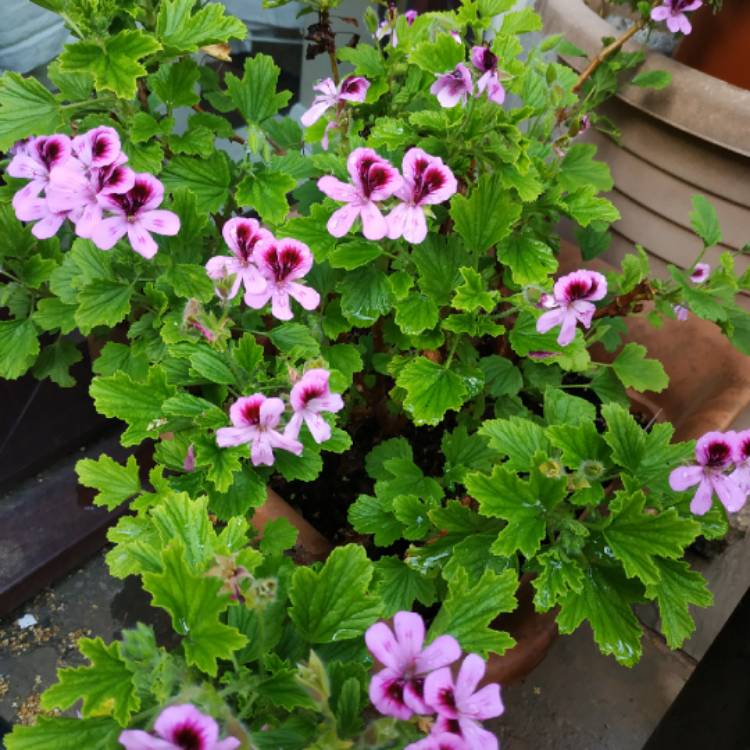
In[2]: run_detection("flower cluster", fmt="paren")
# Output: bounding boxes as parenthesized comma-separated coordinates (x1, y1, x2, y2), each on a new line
(651, 0, 702, 35)
(119, 704, 239, 750)
(431, 46, 505, 109)
(536, 269, 608, 346)
(375, 6, 418, 47)
(9, 128, 179, 258)
(216, 369, 343, 466)
(366, 612, 504, 750)
(206, 217, 320, 321)
(669, 429, 750, 516)
(301, 75, 370, 149)
(318, 147, 457, 243)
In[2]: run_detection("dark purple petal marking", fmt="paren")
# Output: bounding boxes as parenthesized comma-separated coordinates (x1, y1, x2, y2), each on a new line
(241, 400, 262, 425)
(111, 177, 155, 216)
(705, 440, 731, 468)
(173, 724, 204, 750)
(235, 223, 262, 262)
(266, 244, 303, 282)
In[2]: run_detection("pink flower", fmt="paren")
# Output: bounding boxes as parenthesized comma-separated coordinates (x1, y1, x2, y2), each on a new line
(366, 611, 461, 720)
(407, 735, 468, 750)
(12, 196, 70, 240)
(216, 394, 303, 467)
(9, 135, 72, 220)
(405, 9, 418, 24)
(317, 148, 402, 240)
(470, 47, 505, 105)
(669, 431, 746, 515)
(183, 445, 196, 472)
(387, 148, 457, 244)
(72, 126, 122, 169)
(424, 654, 504, 750)
(244, 238, 320, 320)
(119, 704, 240, 750)
(535, 269, 608, 346)
(730, 430, 750, 493)
(651, 0, 702, 34)
(46, 154, 135, 239)
(690, 262, 710, 283)
(300, 76, 370, 128)
(430, 64, 473, 108)
(285, 368, 344, 444)
(92, 173, 180, 259)
(673, 304, 689, 321)
(205, 218, 271, 302)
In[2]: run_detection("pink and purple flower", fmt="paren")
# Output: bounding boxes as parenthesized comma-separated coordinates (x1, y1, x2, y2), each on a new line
(244, 237, 320, 320)
(366, 611, 461, 720)
(317, 147, 402, 240)
(407, 735, 468, 750)
(71, 126, 122, 169)
(119, 704, 240, 750)
(431, 64, 474, 109)
(669, 431, 747, 515)
(651, 0, 702, 35)
(730, 430, 750, 493)
(205, 217, 272, 302)
(300, 76, 370, 128)
(470, 46, 505, 105)
(92, 173, 180, 258)
(216, 394, 303, 466)
(535, 269, 608, 346)
(424, 654, 504, 750)
(690, 262, 710, 283)
(386, 148, 457, 244)
(285, 368, 344, 444)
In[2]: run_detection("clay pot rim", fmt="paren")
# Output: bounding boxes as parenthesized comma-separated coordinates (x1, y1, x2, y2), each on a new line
(538, 0, 750, 157)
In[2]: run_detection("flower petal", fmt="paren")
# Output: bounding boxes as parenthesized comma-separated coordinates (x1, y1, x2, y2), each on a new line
(690, 478, 714, 516)
(460, 683, 503, 721)
(288, 282, 321, 311)
(327, 203, 361, 238)
(455, 653, 485, 702)
(301, 99, 333, 127)
(268, 428, 304, 456)
(359, 201, 388, 240)
(401, 205, 428, 244)
(216, 426, 253, 448)
(712, 474, 747, 514)
(365, 622, 401, 670)
(669, 465, 704, 491)
(92, 216, 128, 250)
(414, 634, 461, 675)
(393, 611, 426, 659)
(127, 223, 159, 259)
(535, 307, 565, 334)
(303, 412, 333, 443)
(317, 175, 358, 202)
(259, 397, 286, 428)
(424, 667, 458, 718)
(369, 668, 413, 720)
(458, 717, 498, 750)
(155, 704, 219, 747)
(118, 729, 174, 750)
(140, 209, 180, 236)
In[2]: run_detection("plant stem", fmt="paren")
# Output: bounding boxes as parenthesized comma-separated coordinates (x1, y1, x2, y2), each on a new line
(444, 335, 460, 369)
(571, 18, 647, 95)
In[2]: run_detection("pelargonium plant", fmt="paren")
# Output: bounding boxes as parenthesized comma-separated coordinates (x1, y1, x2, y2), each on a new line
(1, 0, 749, 747)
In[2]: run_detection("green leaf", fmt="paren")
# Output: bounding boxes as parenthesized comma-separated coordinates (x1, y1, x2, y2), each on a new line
(557, 566, 643, 666)
(289, 545, 382, 642)
(164, 263, 215, 302)
(562, 186, 620, 227)
(467, 466, 563, 558)
(452, 267, 499, 312)
(410, 33, 465, 73)
(478, 356, 522, 398)
(396, 357, 469, 426)
(631, 70, 672, 90)
(478, 416, 549, 471)
(603, 491, 700, 585)
(348, 494, 403, 547)
(500, 7, 543, 33)
(5, 717, 121, 750)
(547, 420, 609, 470)
(429, 568, 518, 657)
(284, 204, 337, 261)
(532, 549, 584, 611)
(413, 235, 466, 306)
(543, 387, 596, 425)
(340, 267, 393, 325)
(451, 175, 522, 252)
(441, 426, 495, 485)
(375, 556, 436, 617)
(143, 542, 247, 675)
(60, 30, 162, 99)
(161, 152, 231, 214)
(365, 438, 413, 481)
(41, 638, 139, 725)
(236, 170, 296, 224)
(149, 57, 200, 107)
(92, 342, 149, 381)
(392, 495, 436, 540)
(194, 434, 245, 492)
(328, 240, 383, 271)
(76, 455, 141, 511)
(0, 72, 64, 150)
(611, 343, 669, 393)
(225, 54, 292, 124)
(394, 293, 439, 335)
(559, 144, 613, 192)
(689, 194, 722, 247)
(0, 318, 39, 379)
(75, 279, 132, 334)
(644, 559, 712, 649)
(156, 0, 247, 53)
(189, 347, 236, 385)
(376, 457, 443, 503)
(268, 322, 320, 360)
(498, 234, 558, 286)
(209, 465, 267, 521)
(90, 367, 175, 446)
(509, 312, 591, 372)
(32, 339, 82, 387)
(336, 45, 385, 78)
(601, 402, 645, 474)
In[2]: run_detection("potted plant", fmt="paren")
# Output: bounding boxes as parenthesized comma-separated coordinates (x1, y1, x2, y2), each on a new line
(2, 0, 750, 747)
(537, 0, 750, 307)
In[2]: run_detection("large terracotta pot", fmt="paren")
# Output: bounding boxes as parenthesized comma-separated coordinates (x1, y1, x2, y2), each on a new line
(537, 0, 750, 305)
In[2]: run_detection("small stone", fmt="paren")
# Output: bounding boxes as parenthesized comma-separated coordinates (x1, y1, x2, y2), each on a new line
(16, 614, 37, 630)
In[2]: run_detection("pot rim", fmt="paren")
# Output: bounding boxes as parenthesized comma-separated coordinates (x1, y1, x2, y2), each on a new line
(537, 0, 750, 157)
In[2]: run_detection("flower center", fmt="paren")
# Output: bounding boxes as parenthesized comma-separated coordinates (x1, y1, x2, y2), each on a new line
(480, 47, 497, 72)
(241, 400, 262, 425)
(739, 437, 750, 463)
(413, 164, 446, 203)
(113, 179, 153, 216)
(358, 157, 392, 198)
(39, 138, 61, 169)
(235, 225, 260, 263)
(268, 245, 302, 282)
(299, 383, 325, 407)
(439, 687, 457, 711)
(386, 678, 405, 702)
(705, 441, 730, 468)
(174, 725, 203, 750)
(92, 135, 111, 160)
(566, 278, 597, 301)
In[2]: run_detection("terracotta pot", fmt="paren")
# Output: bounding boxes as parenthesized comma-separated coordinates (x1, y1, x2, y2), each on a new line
(537, 0, 750, 307)
(559, 241, 750, 440)
(484, 574, 559, 686)
(675, 0, 750, 91)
